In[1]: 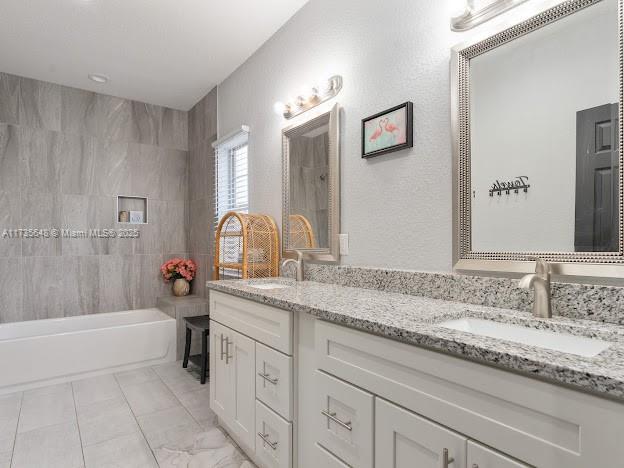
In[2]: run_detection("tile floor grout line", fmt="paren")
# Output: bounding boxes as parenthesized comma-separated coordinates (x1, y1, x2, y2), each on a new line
(8, 392, 24, 468)
(70, 382, 88, 468)
(157, 363, 254, 467)
(156, 365, 206, 428)
(145, 365, 205, 461)
(112, 370, 161, 467)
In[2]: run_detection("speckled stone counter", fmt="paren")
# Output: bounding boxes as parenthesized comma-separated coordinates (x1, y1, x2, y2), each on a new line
(304, 264, 624, 325)
(207, 278, 624, 401)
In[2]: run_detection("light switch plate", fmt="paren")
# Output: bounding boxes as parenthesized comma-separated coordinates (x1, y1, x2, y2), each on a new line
(339, 233, 349, 255)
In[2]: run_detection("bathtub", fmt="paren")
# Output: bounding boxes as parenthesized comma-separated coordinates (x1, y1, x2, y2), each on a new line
(0, 308, 176, 394)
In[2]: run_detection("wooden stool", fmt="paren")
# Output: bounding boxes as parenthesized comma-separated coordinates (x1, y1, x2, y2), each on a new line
(182, 315, 210, 384)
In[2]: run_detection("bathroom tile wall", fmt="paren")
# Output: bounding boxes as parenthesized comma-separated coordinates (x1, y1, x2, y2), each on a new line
(188, 87, 218, 297)
(0, 72, 190, 323)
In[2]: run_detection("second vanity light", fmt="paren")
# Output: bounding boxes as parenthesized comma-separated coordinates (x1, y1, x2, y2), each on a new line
(274, 75, 343, 119)
(451, 0, 529, 31)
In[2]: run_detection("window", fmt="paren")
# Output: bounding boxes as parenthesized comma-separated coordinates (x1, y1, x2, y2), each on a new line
(214, 128, 249, 228)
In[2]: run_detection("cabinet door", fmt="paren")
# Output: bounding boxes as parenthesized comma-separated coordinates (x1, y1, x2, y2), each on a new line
(376, 398, 467, 468)
(467, 441, 530, 468)
(229, 328, 256, 451)
(210, 320, 231, 421)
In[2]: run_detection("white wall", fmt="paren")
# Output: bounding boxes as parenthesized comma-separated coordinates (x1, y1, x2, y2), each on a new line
(471, 0, 619, 252)
(216, 0, 590, 271)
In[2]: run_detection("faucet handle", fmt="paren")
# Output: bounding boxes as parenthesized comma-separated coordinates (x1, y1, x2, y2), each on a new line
(525, 256, 550, 276)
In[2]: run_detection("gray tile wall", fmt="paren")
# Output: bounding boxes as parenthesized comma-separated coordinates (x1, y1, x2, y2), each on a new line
(188, 87, 218, 297)
(0, 72, 190, 323)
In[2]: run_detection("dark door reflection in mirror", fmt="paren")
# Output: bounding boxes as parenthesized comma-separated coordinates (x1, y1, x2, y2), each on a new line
(575, 103, 619, 252)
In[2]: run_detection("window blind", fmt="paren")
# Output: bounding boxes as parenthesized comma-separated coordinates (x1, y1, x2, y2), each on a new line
(214, 128, 249, 228)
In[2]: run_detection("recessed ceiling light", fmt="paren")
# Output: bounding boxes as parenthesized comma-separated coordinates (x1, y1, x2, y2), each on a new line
(88, 74, 109, 83)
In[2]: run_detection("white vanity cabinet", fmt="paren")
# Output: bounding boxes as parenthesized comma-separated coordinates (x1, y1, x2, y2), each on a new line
(209, 290, 624, 468)
(209, 291, 294, 468)
(312, 319, 624, 468)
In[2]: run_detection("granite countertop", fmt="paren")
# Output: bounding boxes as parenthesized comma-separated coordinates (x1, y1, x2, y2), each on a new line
(206, 278, 624, 401)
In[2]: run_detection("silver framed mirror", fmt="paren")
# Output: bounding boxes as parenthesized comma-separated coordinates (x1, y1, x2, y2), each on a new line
(282, 103, 340, 263)
(452, 0, 624, 278)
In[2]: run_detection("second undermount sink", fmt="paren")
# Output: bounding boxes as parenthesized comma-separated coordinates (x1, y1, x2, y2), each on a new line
(440, 318, 612, 358)
(247, 283, 292, 290)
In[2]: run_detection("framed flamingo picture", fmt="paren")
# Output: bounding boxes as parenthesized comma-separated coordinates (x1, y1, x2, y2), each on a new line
(362, 101, 413, 158)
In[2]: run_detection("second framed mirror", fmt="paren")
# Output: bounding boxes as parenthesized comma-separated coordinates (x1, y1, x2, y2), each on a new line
(282, 103, 340, 262)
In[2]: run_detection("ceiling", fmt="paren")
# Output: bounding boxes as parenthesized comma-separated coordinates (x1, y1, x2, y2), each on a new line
(0, 0, 308, 110)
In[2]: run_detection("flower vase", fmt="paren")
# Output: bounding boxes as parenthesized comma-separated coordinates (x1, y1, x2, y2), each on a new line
(172, 278, 190, 297)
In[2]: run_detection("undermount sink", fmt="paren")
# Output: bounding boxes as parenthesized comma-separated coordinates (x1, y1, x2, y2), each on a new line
(247, 283, 291, 290)
(440, 318, 612, 358)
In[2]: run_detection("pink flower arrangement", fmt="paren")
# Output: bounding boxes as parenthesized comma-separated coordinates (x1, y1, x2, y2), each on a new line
(160, 258, 197, 283)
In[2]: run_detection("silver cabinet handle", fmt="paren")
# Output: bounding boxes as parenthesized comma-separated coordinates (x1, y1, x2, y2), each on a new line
(443, 448, 455, 467)
(225, 337, 233, 364)
(220, 334, 226, 361)
(321, 410, 352, 431)
(258, 372, 279, 385)
(257, 432, 278, 450)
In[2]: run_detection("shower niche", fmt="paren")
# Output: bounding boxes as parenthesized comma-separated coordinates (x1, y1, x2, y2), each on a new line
(117, 195, 148, 224)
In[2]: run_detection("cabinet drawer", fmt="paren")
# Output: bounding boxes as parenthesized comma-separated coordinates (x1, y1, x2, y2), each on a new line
(315, 319, 624, 468)
(376, 398, 466, 468)
(210, 291, 292, 354)
(255, 400, 292, 468)
(315, 371, 374, 468)
(256, 343, 293, 421)
(314, 443, 350, 468)
(467, 441, 530, 468)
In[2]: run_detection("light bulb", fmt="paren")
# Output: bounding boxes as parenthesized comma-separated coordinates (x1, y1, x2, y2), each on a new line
(273, 101, 286, 116)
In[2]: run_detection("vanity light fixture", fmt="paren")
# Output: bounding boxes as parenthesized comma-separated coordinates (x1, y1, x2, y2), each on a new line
(275, 75, 343, 120)
(451, 0, 529, 31)
(88, 73, 109, 83)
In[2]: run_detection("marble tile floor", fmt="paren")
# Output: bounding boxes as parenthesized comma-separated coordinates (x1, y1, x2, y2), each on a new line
(0, 362, 256, 468)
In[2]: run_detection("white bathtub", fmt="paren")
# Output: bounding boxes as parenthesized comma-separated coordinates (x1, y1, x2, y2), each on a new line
(0, 308, 176, 394)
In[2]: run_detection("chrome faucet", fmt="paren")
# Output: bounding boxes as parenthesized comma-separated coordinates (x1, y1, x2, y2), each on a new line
(518, 257, 552, 318)
(281, 250, 304, 281)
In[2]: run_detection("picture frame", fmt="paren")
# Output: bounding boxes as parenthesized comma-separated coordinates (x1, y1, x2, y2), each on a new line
(362, 101, 413, 158)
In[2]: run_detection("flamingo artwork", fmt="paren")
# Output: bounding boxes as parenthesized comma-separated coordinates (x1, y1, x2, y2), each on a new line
(384, 118, 400, 135)
(369, 120, 384, 142)
(363, 102, 413, 158)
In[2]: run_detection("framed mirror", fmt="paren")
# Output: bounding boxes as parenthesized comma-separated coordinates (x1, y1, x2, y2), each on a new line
(282, 103, 340, 262)
(452, 0, 623, 278)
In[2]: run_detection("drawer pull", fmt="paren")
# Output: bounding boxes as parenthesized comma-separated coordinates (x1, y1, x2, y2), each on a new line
(321, 410, 352, 431)
(258, 372, 279, 385)
(443, 448, 454, 467)
(220, 334, 226, 361)
(257, 432, 278, 450)
(225, 338, 233, 364)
